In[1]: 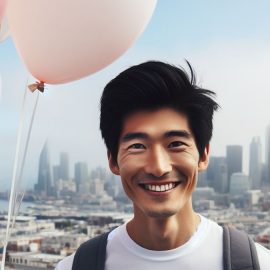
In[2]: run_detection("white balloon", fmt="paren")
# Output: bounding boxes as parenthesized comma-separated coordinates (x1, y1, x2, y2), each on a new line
(7, 0, 157, 84)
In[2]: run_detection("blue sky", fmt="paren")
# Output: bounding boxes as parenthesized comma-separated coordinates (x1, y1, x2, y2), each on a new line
(1, 1, 270, 190)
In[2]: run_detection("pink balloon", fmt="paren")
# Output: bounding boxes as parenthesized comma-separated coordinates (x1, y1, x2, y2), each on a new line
(0, 15, 9, 42)
(0, 0, 7, 21)
(7, 0, 157, 84)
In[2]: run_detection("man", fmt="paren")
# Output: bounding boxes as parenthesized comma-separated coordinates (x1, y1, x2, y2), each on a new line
(56, 61, 270, 269)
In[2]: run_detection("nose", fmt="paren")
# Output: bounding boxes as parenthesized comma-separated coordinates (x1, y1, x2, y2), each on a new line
(144, 146, 172, 177)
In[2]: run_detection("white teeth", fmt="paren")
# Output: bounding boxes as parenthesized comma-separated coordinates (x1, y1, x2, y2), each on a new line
(144, 183, 178, 192)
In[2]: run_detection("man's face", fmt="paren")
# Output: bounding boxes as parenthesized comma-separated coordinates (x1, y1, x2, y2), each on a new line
(108, 108, 209, 219)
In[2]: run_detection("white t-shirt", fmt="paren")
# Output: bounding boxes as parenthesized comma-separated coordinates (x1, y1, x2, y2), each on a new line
(55, 216, 270, 270)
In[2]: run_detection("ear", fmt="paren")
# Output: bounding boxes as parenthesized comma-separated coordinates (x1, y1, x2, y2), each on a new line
(107, 151, 120, 175)
(198, 144, 210, 171)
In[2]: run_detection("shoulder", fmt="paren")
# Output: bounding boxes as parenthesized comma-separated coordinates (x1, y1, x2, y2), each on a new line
(55, 253, 74, 270)
(198, 215, 223, 236)
(255, 243, 270, 270)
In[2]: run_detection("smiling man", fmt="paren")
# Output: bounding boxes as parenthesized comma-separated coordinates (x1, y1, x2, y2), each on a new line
(108, 107, 208, 252)
(56, 61, 270, 270)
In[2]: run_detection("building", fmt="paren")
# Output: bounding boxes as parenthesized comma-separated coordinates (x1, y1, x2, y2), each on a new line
(207, 157, 228, 193)
(8, 252, 64, 270)
(55, 179, 76, 197)
(35, 141, 53, 197)
(197, 171, 208, 187)
(226, 145, 243, 190)
(59, 152, 70, 181)
(74, 162, 88, 192)
(193, 187, 215, 201)
(249, 137, 262, 189)
(246, 190, 262, 206)
(90, 178, 105, 196)
(266, 125, 270, 186)
(104, 174, 121, 198)
(229, 172, 250, 195)
(53, 165, 60, 187)
(90, 167, 108, 182)
(40, 233, 88, 255)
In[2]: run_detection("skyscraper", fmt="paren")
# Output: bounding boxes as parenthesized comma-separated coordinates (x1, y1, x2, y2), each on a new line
(197, 171, 208, 187)
(74, 162, 88, 192)
(229, 172, 250, 195)
(60, 152, 69, 180)
(266, 125, 270, 185)
(249, 137, 262, 189)
(35, 141, 53, 196)
(207, 156, 228, 193)
(53, 165, 60, 186)
(226, 145, 243, 189)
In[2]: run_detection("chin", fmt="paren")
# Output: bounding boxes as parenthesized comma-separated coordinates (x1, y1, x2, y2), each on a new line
(144, 208, 178, 218)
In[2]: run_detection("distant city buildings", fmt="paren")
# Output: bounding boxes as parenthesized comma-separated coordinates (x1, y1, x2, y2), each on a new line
(226, 145, 243, 191)
(206, 157, 228, 193)
(35, 123, 270, 202)
(249, 137, 262, 189)
(74, 162, 88, 192)
(59, 152, 70, 181)
(229, 172, 250, 195)
(266, 125, 270, 186)
(34, 141, 53, 197)
(198, 124, 270, 197)
(33, 144, 123, 207)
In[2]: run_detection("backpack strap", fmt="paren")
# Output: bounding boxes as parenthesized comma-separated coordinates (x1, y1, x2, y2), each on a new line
(72, 231, 110, 270)
(223, 225, 260, 270)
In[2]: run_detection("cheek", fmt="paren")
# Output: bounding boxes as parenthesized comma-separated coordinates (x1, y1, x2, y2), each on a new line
(118, 156, 144, 201)
(173, 152, 199, 174)
(118, 154, 144, 181)
(172, 153, 199, 191)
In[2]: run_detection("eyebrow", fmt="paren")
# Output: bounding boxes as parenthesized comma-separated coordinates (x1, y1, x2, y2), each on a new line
(121, 132, 148, 142)
(164, 130, 191, 139)
(121, 130, 191, 142)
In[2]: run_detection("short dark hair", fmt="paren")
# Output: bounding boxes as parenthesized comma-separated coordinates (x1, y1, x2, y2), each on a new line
(100, 61, 219, 162)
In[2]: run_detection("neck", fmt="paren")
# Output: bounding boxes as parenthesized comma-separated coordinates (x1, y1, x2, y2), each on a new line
(127, 203, 200, 251)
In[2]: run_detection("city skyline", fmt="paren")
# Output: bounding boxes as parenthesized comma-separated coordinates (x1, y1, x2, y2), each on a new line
(27, 126, 270, 196)
(1, 123, 270, 194)
(1, 1, 270, 191)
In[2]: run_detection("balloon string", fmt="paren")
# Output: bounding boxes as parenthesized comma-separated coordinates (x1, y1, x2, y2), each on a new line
(11, 192, 25, 230)
(1, 79, 29, 270)
(11, 91, 40, 229)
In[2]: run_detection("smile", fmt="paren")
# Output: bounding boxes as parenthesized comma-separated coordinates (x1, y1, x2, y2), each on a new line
(140, 182, 181, 192)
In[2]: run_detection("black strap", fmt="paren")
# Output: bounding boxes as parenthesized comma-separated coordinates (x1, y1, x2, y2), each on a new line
(72, 231, 109, 270)
(223, 226, 260, 270)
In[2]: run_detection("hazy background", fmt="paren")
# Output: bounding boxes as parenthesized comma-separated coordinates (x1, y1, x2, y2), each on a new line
(1, 1, 270, 190)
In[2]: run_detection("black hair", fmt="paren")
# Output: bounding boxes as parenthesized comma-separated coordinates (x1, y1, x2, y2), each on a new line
(100, 61, 219, 162)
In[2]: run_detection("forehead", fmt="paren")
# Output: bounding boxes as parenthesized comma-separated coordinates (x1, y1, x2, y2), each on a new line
(120, 108, 192, 138)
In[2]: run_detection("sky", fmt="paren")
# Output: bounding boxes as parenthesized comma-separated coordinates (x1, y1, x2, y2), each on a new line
(1, 1, 270, 191)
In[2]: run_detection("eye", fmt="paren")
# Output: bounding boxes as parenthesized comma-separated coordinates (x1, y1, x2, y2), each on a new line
(168, 141, 185, 148)
(127, 143, 146, 151)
